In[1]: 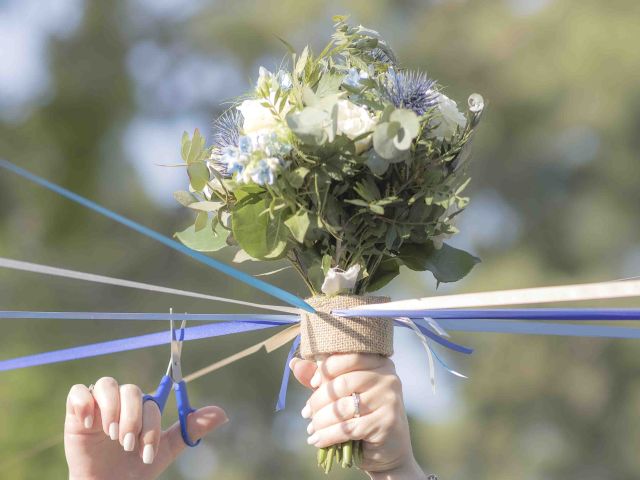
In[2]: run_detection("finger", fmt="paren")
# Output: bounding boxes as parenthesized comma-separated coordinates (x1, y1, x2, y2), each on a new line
(139, 401, 162, 465)
(307, 370, 381, 416)
(315, 354, 390, 382)
(289, 357, 317, 389)
(66, 384, 96, 431)
(157, 406, 228, 468)
(92, 377, 121, 440)
(118, 384, 143, 452)
(308, 392, 376, 434)
(307, 410, 382, 449)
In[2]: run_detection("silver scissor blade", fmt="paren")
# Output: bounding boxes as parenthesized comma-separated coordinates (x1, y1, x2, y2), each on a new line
(169, 319, 187, 382)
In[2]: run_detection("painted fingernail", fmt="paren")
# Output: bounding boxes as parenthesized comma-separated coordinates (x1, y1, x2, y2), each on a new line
(83, 415, 93, 429)
(301, 403, 311, 419)
(142, 444, 155, 464)
(306, 422, 315, 435)
(108, 422, 119, 441)
(310, 371, 321, 388)
(123, 433, 135, 452)
(307, 433, 319, 445)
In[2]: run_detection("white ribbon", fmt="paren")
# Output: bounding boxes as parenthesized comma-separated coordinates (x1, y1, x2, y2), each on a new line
(0, 257, 300, 314)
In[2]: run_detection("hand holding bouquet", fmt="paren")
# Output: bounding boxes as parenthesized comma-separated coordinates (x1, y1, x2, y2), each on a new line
(174, 15, 483, 472)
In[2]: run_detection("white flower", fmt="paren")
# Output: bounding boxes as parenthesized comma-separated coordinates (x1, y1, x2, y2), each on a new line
(321, 264, 361, 296)
(237, 99, 282, 135)
(335, 100, 376, 154)
(429, 92, 467, 140)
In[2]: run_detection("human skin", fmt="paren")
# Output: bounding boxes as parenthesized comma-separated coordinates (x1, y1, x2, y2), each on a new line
(290, 354, 427, 480)
(65, 354, 426, 479)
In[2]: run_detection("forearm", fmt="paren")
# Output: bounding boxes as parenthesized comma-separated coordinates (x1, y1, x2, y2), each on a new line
(366, 457, 430, 480)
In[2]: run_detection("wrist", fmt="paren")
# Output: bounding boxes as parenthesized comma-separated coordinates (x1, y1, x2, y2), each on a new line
(366, 457, 428, 480)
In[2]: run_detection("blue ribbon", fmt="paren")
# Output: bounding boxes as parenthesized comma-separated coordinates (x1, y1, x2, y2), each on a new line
(0, 159, 314, 313)
(275, 335, 301, 411)
(0, 319, 292, 372)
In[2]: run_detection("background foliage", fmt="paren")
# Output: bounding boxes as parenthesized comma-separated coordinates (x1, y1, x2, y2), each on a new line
(1, 1, 639, 479)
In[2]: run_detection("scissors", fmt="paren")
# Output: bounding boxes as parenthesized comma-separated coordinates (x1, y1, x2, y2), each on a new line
(143, 318, 200, 447)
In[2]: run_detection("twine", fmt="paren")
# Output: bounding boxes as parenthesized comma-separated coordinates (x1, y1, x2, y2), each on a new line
(300, 295, 393, 359)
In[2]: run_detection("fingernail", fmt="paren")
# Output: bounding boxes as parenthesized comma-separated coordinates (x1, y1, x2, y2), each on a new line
(310, 371, 321, 388)
(288, 358, 298, 370)
(108, 422, 119, 441)
(306, 422, 315, 435)
(307, 433, 319, 445)
(301, 403, 311, 419)
(123, 432, 135, 452)
(142, 444, 155, 464)
(83, 415, 93, 429)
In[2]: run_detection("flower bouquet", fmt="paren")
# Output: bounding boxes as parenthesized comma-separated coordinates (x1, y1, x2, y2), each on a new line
(174, 15, 483, 472)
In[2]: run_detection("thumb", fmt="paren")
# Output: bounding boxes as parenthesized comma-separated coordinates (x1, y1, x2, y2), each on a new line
(156, 406, 228, 468)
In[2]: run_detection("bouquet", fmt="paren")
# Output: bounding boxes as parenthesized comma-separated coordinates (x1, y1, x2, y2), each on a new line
(173, 15, 483, 473)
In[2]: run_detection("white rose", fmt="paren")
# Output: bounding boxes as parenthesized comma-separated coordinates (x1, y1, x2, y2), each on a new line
(321, 264, 361, 296)
(429, 92, 467, 140)
(237, 99, 279, 135)
(336, 100, 376, 153)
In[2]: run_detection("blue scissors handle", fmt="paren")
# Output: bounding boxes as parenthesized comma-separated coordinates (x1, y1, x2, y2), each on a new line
(174, 380, 200, 447)
(143, 375, 173, 412)
(144, 377, 200, 447)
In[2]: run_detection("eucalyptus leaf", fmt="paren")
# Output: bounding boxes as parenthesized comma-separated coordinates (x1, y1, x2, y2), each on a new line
(194, 211, 208, 232)
(232, 198, 289, 260)
(173, 190, 195, 207)
(188, 201, 222, 212)
(174, 220, 228, 252)
(187, 162, 209, 192)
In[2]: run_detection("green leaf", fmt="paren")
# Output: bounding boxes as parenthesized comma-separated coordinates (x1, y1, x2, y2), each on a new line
(232, 198, 288, 260)
(187, 162, 209, 192)
(399, 242, 480, 283)
(187, 128, 206, 164)
(316, 73, 345, 97)
(288, 167, 310, 188)
(365, 150, 390, 175)
(321, 254, 332, 275)
(373, 122, 401, 160)
(173, 190, 195, 207)
(366, 257, 400, 292)
(194, 211, 207, 232)
(180, 131, 191, 163)
(187, 201, 222, 212)
(390, 109, 420, 138)
(174, 220, 228, 252)
(284, 210, 311, 243)
(295, 46, 310, 76)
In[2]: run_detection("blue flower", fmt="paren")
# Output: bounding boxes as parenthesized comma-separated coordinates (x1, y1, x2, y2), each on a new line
(245, 157, 281, 185)
(343, 68, 369, 88)
(276, 70, 293, 91)
(221, 146, 248, 176)
(238, 135, 253, 154)
(382, 68, 438, 116)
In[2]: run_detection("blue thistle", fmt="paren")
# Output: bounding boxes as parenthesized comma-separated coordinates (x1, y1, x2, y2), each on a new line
(212, 108, 243, 151)
(382, 68, 438, 116)
(211, 108, 243, 176)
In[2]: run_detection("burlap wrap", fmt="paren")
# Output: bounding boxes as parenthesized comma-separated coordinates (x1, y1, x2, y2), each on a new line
(300, 295, 393, 360)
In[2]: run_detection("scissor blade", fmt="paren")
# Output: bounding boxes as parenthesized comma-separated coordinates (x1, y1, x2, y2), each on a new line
(170, 319, 187, 381)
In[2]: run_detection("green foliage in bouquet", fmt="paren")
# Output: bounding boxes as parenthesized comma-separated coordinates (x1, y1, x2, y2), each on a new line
(174, 16, 484, 298)
(172, 16, 484, 471)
